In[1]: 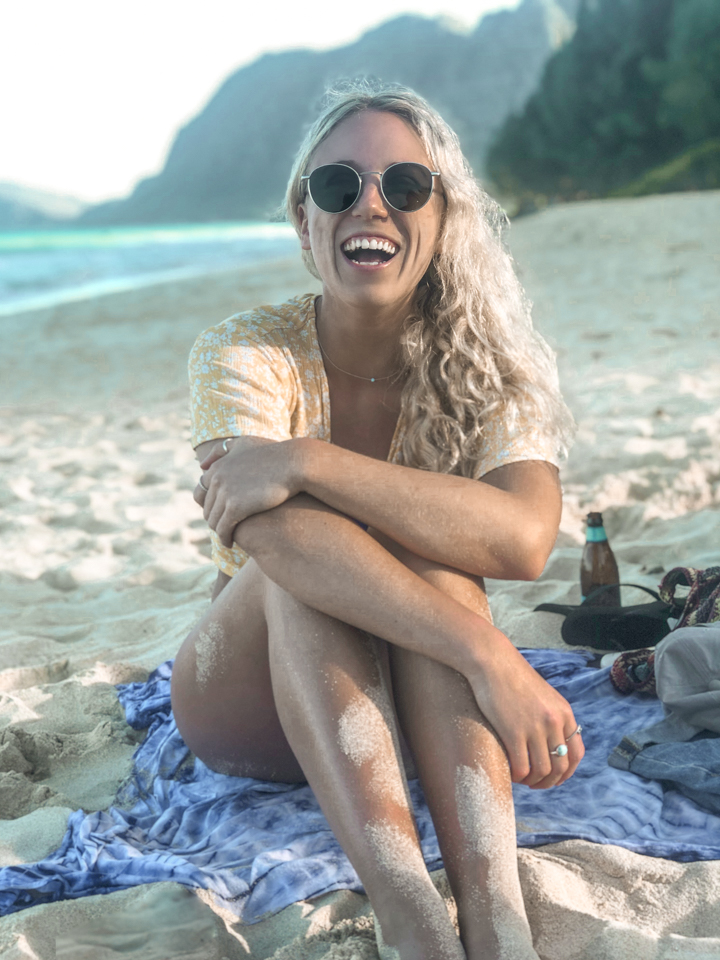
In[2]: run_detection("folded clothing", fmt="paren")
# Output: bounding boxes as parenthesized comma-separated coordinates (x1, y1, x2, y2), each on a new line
(609, 730, 720, 815)
(656, 624, 720, 736)
(2, 649, 720, 922)
(609, 624, 720, 814)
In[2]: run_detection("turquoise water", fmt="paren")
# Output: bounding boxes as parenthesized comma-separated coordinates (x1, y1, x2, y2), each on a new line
(0, 222, 299, 316)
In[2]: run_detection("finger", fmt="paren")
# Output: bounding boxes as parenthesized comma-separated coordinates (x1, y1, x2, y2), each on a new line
(194, 471, 212, 506)
(200, 439, 230, 471)
(216, 513, 243, 549)
(505, 741, 531, 784)
(202, 480, 218, 523)
(533, 723, 584, 789)
(193, 481, 207, 507)
(554, 719, 584, 783)
(523, 734, 558, 788)
(206, 491, 230, 535)
(556, 731, 585, 785)
(528, 751, 571, 790)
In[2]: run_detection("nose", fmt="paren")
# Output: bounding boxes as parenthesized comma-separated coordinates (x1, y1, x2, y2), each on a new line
(353, 172, 388, 218)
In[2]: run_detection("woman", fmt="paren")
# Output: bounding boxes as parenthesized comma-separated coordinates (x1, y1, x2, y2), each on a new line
(171, 82, 582, 960)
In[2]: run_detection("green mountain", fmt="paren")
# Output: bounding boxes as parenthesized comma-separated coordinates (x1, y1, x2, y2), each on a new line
(488, 0, 720, 202)
(79, 0, 580, 226)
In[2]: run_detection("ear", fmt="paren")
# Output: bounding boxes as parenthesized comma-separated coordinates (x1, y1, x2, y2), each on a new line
(297, 203, 312, 251)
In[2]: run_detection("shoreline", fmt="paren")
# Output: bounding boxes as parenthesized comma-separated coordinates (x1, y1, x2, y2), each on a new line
(0, 221, 298, 319)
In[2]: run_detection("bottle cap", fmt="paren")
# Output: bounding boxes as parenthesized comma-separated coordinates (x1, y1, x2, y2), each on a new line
(586, 512, 604, 527)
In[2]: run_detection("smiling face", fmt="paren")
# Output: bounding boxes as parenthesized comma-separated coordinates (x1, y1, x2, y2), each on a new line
(297, 110, 444, 315)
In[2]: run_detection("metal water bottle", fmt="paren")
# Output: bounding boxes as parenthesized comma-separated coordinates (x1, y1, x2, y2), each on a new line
(581, 512, 621, 606)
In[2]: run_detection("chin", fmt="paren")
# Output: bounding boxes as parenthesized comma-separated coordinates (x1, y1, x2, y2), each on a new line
(333, 267, 416, 305)
(344, 282, 413, 310)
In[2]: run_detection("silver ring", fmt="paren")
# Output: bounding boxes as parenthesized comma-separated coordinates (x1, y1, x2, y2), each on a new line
(566, 724, 583, 742)
(198, 477, 209, 492)
(222, 438, 231, 454)
(550, 725, 582, 758)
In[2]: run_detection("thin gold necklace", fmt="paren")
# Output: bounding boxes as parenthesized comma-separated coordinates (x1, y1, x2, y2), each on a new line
(317, 337, 400, 383)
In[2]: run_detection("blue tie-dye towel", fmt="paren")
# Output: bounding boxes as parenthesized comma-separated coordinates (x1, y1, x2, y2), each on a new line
(1, 649, 719, 921)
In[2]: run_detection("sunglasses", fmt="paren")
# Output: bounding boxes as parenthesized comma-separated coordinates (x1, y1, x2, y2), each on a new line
(301, 162, 441, 214)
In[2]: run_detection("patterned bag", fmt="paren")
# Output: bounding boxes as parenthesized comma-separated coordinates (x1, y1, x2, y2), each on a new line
(658, 566, 720, 630)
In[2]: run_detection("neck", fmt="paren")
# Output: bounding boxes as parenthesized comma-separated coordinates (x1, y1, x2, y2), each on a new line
(315, 291, 410, 382)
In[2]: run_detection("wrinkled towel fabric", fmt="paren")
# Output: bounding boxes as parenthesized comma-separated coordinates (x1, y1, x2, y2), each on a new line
(2, 648, 720, 921)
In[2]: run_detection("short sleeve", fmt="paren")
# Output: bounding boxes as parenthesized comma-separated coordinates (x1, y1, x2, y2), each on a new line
(476, 413, 561, 477)
(188, 316, 295, 448)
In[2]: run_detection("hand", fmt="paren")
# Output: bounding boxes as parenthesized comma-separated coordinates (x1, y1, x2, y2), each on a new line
(193, 436, 303, 547)
(468, 636, 584, 789)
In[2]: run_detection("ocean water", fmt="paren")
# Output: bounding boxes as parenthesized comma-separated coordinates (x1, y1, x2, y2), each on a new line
(0, 222, 299, 316)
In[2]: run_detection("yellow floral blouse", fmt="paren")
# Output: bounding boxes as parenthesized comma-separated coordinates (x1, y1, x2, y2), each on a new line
(189, 293, 560, 576)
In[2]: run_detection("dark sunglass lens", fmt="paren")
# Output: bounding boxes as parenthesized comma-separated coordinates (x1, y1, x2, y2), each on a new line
(382, 163, 433, 212)
(309, 165, 360, 213)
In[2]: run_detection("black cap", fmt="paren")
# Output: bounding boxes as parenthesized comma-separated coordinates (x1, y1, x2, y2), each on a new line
(586, 512, 604, 526)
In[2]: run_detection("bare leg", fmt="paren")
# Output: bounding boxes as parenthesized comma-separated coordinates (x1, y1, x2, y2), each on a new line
(171, 559, 305, 781)
(172, 562, 463, 960)
(375, 539, 538, 960)
(263, 579, 464, 960)
(391, 649, 537, 960)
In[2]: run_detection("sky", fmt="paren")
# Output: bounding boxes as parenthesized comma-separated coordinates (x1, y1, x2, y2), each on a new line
(1, 0, 519, 204)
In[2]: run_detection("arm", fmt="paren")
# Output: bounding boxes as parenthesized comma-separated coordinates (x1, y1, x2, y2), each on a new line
(297, 438, 561, 580)
(198, 437, 562, 581)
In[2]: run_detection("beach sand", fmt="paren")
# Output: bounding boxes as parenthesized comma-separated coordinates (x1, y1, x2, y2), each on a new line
(1, 191, 719, 958)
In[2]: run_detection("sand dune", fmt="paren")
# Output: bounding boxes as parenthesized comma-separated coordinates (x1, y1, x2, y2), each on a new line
(1, 192, 719, 958)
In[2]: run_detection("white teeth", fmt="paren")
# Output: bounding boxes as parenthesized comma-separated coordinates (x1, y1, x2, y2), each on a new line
(342, 238, 397, 255)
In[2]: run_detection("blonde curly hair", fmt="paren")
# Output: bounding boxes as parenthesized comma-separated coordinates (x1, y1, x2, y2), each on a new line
(285, 80, 575, 478)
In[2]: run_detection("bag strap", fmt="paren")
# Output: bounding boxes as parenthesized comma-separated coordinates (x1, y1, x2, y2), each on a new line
(582, 583, 662, 605)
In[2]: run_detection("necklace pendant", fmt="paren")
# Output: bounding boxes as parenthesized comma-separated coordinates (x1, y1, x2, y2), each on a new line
(370, 377, 375, 383)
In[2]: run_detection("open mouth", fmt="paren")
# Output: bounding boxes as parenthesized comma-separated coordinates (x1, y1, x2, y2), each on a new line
(342, 237, 398, 266)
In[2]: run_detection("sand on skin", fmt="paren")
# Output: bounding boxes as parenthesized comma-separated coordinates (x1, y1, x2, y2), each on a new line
(1, 193, 719, 958)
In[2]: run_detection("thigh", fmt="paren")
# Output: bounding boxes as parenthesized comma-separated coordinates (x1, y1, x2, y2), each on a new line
(171, 559, 306, 782)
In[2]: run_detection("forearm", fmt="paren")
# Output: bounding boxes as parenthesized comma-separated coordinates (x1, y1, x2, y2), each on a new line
(235, 493, 516, 681)
(295, 438, 560, 580)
